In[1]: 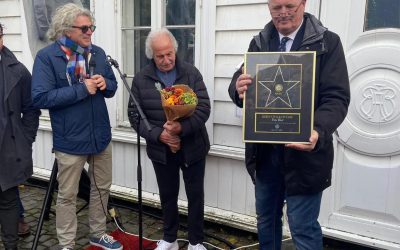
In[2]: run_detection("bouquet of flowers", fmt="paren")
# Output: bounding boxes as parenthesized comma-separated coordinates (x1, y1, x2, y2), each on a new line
(156, 83, 198, 121)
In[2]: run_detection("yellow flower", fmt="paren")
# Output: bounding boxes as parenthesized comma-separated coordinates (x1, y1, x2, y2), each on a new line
(166, 97, 175, 105)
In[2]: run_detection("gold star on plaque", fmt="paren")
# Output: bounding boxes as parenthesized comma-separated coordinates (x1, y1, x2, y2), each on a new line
(259, 66, 299, 107)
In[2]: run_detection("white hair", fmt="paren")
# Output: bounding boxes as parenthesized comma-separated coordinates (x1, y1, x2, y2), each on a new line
(145, 28, 178, 59)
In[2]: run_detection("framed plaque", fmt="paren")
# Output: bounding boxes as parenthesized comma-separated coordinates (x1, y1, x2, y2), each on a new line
(243, 52, 316, 144)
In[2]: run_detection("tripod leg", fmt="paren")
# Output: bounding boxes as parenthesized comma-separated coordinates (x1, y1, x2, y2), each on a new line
(31, 160, 58, 250)
(44, 166, 57, 220)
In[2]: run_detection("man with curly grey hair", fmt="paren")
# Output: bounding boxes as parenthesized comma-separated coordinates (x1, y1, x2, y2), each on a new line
(31, 3, 122, 250)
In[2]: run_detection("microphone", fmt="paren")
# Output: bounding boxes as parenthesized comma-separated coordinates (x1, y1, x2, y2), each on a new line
(89, 57, 96, 78)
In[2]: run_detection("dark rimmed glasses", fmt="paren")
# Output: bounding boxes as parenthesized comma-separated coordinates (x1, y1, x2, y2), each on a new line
(269, 0, 304, 18)
(71, 25, 96, 34)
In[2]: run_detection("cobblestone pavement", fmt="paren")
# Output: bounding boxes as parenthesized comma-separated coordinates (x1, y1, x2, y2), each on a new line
(0, 180, 376, 250)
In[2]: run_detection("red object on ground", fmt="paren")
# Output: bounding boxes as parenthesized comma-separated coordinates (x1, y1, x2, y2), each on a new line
(86, 229, 157, 250)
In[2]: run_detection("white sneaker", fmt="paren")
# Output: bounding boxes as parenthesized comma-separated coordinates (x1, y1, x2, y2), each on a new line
(155, 240, 179, 250)
(188, 243, 207, 250)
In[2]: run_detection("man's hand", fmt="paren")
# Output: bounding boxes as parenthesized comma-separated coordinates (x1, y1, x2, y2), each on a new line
(92, 75, 107, 91)
(236, 73, 253, 99)
(285, 130, 319, 151)
(159, 129, 181, 152)
(163, 121, 182, 135)
(84, 78, 97, 95)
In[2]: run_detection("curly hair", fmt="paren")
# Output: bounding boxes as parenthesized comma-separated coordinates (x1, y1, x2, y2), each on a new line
(145, 28, 178, 59)
(47, 3, 95, 41)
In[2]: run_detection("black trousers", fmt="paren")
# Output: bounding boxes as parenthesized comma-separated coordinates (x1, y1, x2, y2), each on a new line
(0, 186, 19, 249)
(152, 151, 205, 245)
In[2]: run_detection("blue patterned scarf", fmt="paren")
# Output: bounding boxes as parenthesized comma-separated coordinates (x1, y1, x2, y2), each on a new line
(57, 36, 91, 83)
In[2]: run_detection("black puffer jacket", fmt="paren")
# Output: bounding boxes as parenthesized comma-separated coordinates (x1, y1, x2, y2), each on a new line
(128, 59, 210, 165)
(228, 13, 350, 195)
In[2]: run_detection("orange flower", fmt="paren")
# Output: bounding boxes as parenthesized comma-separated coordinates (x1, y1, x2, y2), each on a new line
(174, 88, 183, 96)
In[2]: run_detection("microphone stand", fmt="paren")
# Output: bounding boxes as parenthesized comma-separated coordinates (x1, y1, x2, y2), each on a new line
(107, 56, 150, 250)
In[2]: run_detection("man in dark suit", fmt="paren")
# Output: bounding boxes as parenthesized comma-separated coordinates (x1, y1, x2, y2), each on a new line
(228, 0, 351, 249)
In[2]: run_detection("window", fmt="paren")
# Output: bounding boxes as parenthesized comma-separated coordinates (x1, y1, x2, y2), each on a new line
(120, 0, 197, 124)
(365, 0, 400, 31)
(81, 0, 90, 9)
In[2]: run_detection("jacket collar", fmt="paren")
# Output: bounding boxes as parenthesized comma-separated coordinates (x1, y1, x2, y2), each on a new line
(1, 46, 19, 67)
(254, 12, 327, 51)
(143, 57, 185, 84)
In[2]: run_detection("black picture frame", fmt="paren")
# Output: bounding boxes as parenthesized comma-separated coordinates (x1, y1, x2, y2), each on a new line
(243, 51, 316, 144)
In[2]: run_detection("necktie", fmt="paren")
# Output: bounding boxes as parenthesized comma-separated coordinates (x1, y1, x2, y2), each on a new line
(278, 37, 290, 52)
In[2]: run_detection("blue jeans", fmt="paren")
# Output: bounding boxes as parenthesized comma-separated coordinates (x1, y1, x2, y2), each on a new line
(286, 192, 323, 249)
(255, 146, 323, 250)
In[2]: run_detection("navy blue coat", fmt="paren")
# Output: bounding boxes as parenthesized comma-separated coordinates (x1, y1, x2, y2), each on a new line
(31, 42, 117, 154)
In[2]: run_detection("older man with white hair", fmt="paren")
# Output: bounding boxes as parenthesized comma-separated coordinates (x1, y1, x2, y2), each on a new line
(128, 28, 210, 250)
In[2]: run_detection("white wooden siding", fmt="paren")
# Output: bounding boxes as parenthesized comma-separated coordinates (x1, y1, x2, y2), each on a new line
(0, 0, 20, 17)
(1, 16, 21, 33)
(214, 101, 242, 126)
(213, 124, 243, 148)
(216, 4, 267, 31)
(215, 31, 259, 54)
(0, 0, 22, 53)
(213, 2, 268, 151)
(2, 34, 22, 51)
(214, 78, 232, 101)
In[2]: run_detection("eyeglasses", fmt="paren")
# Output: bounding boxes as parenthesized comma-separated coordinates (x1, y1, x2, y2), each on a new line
(269, 1, 304, 18)
(71, 25, 96, 34)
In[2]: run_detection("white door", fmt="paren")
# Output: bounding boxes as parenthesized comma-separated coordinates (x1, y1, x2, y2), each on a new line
(317, 0, 400, 249)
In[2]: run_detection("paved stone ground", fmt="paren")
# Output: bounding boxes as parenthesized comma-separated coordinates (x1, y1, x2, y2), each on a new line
(0, 180, 376, 250)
